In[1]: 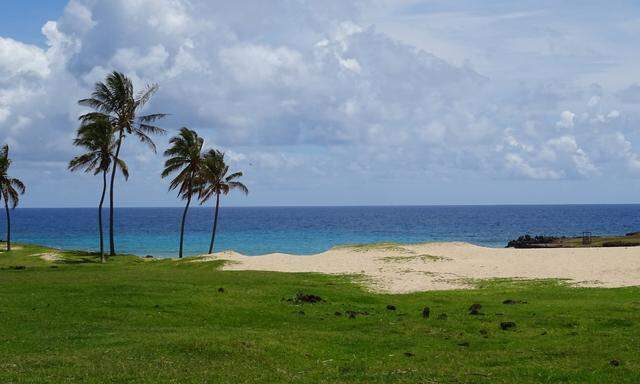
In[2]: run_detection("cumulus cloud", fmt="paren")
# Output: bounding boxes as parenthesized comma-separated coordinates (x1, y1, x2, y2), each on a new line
(547, 135, 598, 177)
(1, 0, 640, 206)
(556, 110, 575, 128)
(0, 38, 50, 80)
(504, 153, 562, 180)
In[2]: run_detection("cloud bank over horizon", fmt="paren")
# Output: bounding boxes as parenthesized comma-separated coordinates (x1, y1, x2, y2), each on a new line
(1, 0, 640, 207)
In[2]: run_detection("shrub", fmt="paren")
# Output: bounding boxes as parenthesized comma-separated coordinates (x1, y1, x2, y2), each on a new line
(602, 241, 640, 247)
(506, 235, 558, 248)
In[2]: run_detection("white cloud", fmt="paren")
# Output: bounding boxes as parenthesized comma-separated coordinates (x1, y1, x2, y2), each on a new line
(0, 38, 50, 80)
(0, 107, 9, 123)
(594, 132, 640, 173)
(505, 153, 562, 180)
(607, 110, 620, 119)
(219, 44, 307, 86)
(587, 95, 600, 107)
(556, 110, 575, 128)
(547, 135, 598, 176)
(62, 0, 96, 33)
(1, 0, 640, 206)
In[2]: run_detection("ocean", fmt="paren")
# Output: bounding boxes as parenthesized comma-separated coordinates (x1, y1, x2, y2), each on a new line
(4, 205, 640, 257)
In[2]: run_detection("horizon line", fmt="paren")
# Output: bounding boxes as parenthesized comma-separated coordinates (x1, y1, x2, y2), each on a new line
(15, 202, 640, 209)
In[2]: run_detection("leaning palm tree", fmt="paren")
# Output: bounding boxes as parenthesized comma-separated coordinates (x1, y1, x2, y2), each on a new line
(79, 71, 166, 256)
(198, 150, 248, 254)
(161, 128, 204, 258)
(68, 115, 128, 263)
(0, 145, 26, 251)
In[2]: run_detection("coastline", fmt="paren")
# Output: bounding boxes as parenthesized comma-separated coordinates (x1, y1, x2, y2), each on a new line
(9, 204, 640, 257)
(201, 241, 640, 293)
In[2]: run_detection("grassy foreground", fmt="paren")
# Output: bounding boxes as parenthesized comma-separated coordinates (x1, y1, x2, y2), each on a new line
(1, 244, 639, 383)
(560, 232, 640, 247)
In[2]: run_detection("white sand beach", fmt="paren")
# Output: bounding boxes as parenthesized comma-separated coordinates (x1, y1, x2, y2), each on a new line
(203, 242, 640, 293)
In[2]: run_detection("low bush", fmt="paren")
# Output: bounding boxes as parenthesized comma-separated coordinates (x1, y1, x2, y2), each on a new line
(506, 235, 558, 248)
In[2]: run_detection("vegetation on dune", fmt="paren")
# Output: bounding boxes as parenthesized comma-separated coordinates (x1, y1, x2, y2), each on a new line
(0, 244, 639, 383)
(561, 232, 640, 247)
(507, 232, 640, 248)
(506, 235, 559, 248)
(333, 242, 409, 252)
(0, 145, 26, 251)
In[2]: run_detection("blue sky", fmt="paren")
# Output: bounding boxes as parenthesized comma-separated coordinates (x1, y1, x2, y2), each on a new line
(1, 1, 640, 207)
(0, 1, 67, 44)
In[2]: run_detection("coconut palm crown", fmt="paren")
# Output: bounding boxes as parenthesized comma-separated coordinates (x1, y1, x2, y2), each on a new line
(78, 71, 166, 256)
(0, 145, 26, 251)
(198, 149, 248, 254)
(161, 127, 205, 258)
(69, 114, 129, 178)
(68, 114, 128, 262)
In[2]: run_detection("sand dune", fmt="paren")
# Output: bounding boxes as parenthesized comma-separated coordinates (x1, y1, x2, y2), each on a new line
(202, 242, 640, 293)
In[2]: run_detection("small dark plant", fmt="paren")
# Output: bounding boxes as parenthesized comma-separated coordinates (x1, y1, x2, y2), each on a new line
(507, 234, 558, 248)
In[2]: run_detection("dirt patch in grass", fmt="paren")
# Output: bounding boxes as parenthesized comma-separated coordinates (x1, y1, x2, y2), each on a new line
(34, 252, 62, 262)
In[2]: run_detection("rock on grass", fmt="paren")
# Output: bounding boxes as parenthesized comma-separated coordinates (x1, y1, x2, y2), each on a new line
(469, 303, 482, 315)
(500, 321, 516, 330)
(503, 299, 527, 305)
(345, 310, 368, 319)
(293, 292, 324, 304)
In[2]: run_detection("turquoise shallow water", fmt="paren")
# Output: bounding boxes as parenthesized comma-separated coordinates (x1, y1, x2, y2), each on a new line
(5, 205, 640, 257)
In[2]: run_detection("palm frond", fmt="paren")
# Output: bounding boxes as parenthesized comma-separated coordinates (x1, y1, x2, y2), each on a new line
(228, 181, 248, 195)
(115, 158, 129, 180)
(133, 131, 158, 153)
(139, 113, 168, 123)
(225, 172, 243, 182)
(197, 149, 248, 201)
(162, 128, 203, 199)
(10, 178, 25, 194)
(135, 83, 159, 108)
(0, 144, 9, 160)
(138, 123, 166, 135)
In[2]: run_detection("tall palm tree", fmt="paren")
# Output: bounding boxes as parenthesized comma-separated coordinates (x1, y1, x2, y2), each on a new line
(79, 71, 166, 256)
(198, 150, 248, 254)
(161, 128, 204, 258)
(0, 145, 26, 251)
(68, 115, 128, 263)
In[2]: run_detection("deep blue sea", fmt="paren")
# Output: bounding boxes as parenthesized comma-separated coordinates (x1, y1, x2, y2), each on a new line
(3, 205, 640, 257)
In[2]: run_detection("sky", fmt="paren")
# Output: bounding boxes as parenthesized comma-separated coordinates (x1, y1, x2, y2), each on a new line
(1, 0, 640, 207)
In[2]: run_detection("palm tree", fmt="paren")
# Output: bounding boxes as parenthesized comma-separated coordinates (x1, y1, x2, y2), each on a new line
(0, 145, 26, 251)
(161, 128, 204, 258)
(198, 150, 248, 254)
(79, 71, 166, 256)
(68, 115, 128, 263)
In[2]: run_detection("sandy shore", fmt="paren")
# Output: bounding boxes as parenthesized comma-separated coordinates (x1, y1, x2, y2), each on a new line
(202, 242, 640, 293)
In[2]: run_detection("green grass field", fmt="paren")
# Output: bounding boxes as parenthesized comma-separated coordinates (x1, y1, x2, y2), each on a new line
(1, 244, 639, 383)
(560, 232, 640, 247)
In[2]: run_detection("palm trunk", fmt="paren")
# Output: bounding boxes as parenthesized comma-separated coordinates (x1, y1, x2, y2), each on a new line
(178, 193, 192, 258)
(208, 193, 220, 254)
(98, 169, 108, 263)
(4, 198, 10, 251)
(109, 131, 124, 256)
